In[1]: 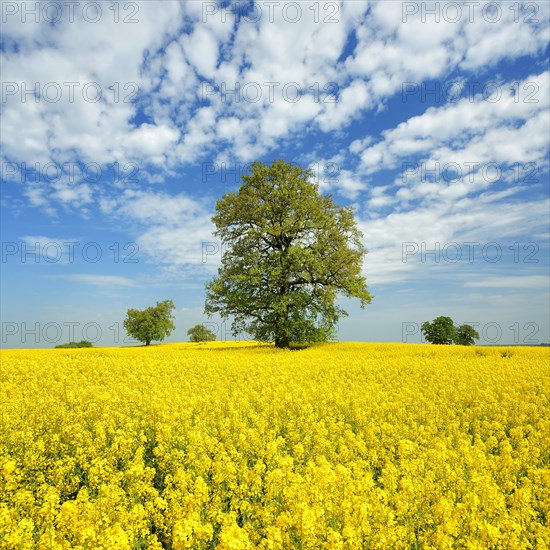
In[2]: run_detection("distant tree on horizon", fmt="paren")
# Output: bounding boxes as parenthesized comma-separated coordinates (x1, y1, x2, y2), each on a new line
(123, 300, 175, 346)
(422, 316, 479, 346)
(187, 324, 217, 342)
(55, 340, 93, 349)
(455, 324, 480, 346)
(422, 316, 457, 344)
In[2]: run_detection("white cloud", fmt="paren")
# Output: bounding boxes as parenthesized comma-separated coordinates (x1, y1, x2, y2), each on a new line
(181, 27, 220, 79)
(100, 189, 215, 270)
(353, 71, 550, 214)
(465, 276, 550, 289)
(122, 124, 180, 163)
(3, 0, 548, 181)
(317, 80, 371, 131)
(347, 0, 549, 97)
(52, 180, 93, 207)
(58, 274, 137, 288)
(1, 1, 182, 169)
(357, 195, 550, 285)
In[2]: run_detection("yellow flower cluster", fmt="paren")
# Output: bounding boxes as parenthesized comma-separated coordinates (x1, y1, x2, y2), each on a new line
(1, 342, 548, 549)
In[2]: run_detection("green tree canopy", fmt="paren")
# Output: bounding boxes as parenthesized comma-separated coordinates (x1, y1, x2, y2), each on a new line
(455, 324, 480, 346)
(205, 159, 372, 348)
(187, 324, 217, 342)
(421, 316, 457, 345)
(123, 300, 176, 346)
(421, 316, 480, 346)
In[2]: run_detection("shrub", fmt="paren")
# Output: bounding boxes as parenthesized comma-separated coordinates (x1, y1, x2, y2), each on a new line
(54, 341, 93, 349)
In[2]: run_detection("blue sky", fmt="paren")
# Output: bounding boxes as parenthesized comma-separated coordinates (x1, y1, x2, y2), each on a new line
(1, 0, 549, 348)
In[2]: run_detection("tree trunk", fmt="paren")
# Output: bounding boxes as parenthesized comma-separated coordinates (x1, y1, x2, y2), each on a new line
(275, 336, 290, 349)
(145, 340, 151, 346)
(275, 278, 290, 348)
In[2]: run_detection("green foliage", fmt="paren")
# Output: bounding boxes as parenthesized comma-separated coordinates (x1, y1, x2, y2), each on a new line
(205, 159, 372, 349)
(187, 324, 217, 342)
(422, 316, 479, 346)
(455, 324, 480, 346)
(421, 317, 457, 345)
(123, 300, 176, 346)
(54, 340, 93, 349)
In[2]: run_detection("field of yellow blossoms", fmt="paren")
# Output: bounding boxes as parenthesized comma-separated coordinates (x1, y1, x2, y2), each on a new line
(1, 342, 549, 549)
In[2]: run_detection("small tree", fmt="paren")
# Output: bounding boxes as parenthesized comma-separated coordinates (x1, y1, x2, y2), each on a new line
(123, 300, 176, 346)
(455, 324, 479, 346)
(187, 324, 217, 342)
(421, 316, 457, 344)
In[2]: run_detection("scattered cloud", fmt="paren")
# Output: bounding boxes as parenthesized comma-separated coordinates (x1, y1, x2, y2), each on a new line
(465, 276, 550, 289)
(1, 0, 548, 343)
(54, 274, 137, 288)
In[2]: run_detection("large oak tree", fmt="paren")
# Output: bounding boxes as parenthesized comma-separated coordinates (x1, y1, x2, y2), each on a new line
(205, 160, 372, 348)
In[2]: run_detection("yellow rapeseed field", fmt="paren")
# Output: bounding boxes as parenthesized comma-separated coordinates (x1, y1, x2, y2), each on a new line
(0, 342, 548, 549)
